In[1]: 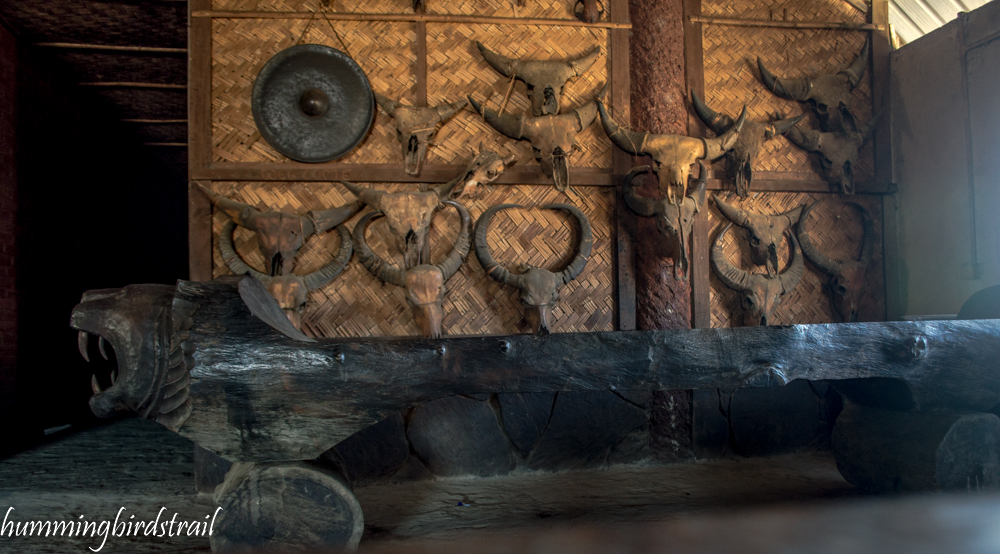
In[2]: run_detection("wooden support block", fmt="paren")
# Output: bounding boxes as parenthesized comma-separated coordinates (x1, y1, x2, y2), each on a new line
(833, 403, 1000, 493)
(211, 461, 364, 553)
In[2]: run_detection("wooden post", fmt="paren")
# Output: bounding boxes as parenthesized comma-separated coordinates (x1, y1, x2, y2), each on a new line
(610, 0, 634, 331)
(684, 0, 709, 330)
(188, 181, 213, 281)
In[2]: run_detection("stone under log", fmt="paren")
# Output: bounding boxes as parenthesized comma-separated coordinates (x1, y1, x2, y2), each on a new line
(833, 404, 1000, 493)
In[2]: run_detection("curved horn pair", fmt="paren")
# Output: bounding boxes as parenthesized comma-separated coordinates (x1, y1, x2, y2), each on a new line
(758, 39, 869, 101)
(711, 223, 804, 293)
(599, 100, 747, 160)
(689, 92, 802, 140)
(476, 42, 601, 81)
(375, 92, 468, 123)
(197, 184, 263, 228)
(341, 181, 385, 211)
(219, 220, 353, 290)
(799, 200, 874, 274)
(474, 204, 593, 287)
(354, 201, 471, 285)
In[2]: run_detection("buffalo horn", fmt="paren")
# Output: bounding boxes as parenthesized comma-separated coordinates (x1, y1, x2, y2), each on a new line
(219, 220, 269, 282)
(197, 184, 263, 228)
(373, 92, 399, 119)
(474, 204, 525, 289)
(340, 181, 386, 211)
(713, 195, 752, 228)
(468, 95, 524, 140)
(784, 126, 822, 152)
(476, 41, 519, 78)
(757, 59, 811, 101)
(690, 91, 734, 136)
(435, 201, 472, 281)
(842, 38, 870, 87)
(309, 200, 362, 234)
(597, 100, 648, 156)
(566, 46, 601, 76)
(302, 226, 354, 290)
(798, 201, 842, 275)
(548, 203, 593, 285)
(711, 223, 752, 291)
(767, 114, 806, 138)
(621, 166, 658, 216)
(353, 211, 406, 287)
(702, 106, 747, 160)
(435, 98, 468, 123)
(780, 232, 805, 294)
(860, 111, 882, 144)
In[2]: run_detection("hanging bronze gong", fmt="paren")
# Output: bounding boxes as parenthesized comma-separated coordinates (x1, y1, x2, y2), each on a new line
(252, 44, 374, 163)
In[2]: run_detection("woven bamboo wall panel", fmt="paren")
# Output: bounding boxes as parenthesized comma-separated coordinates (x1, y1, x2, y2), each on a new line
(708, 192, 885, 328)
(211, 18, 415, 163)
(212, 0, 406, 14)
(425, 23, 612, 171)
(208, 181, 614, 338)
(701, 0, 874, 179)
(425, 0, 582, 19)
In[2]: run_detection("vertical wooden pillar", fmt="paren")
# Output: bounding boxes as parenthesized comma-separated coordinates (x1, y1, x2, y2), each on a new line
(610, 0, 635, 331)
(627, 0, 694, 461)
(871, 0, 898, 320)
(188, 0, 213, 282)
(684, 0, 710, 329)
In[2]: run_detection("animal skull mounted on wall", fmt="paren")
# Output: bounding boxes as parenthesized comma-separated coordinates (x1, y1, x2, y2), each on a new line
(341, 182, 440, 269)
(476, 41, 601, 117)
(474, 203, 592, 334)
(712, 223, 805, 327)
(468, 95, 599, 193)
(598, 99, 746, 205)
(622, 161, 708, 280)
(713, 196, 803, 278)
(691, 91, 804, 197)
(426, 144, 516, 201)
(354, 201, 471, 339)
(798, 200, 874, 323)
(784, 109, 880, 195)
(757, 39, 869, 131)
(374, 93, 467, 176)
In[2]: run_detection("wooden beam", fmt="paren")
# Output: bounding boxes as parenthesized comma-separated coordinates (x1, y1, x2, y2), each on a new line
(80, 82, 186, 89)
(685, 0, 709, 330)
(121, 119, 187, 124)
(191, 10, 632, 29)
(690, 16, 877, 31)
(188, 181, 213, 282)
(142, 142, 188, 146)
(188, 0, 212, 176)
(610, 0, 634, 331)
(34, 42, 187, 53)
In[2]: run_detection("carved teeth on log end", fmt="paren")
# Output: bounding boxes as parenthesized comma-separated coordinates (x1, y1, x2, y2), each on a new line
(91, 374, 101, 394)
(98, 336, 109, 360)
(78, 331, 90, 362)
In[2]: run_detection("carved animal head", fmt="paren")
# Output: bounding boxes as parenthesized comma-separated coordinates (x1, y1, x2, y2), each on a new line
(712, 223, 805, 327)
(714, 196, 803, 278)
(341, 181, 441, 269)
(691, 91, 804, 197)
(354, 201, 471, 339)
(199, 184, 359, 276)
(757, 39, 869, 130)
(598, 99, 746, 204)
(70, 284, 196, 431)
(474, 203, 592, 334)
(784, 110, 880, 195)
(429, 144, 517, 200)
(374, 93, 467, 176)
(799, 200, 874, 322)
(476, 42, 601, 116)
(468, 95, 598, 193)
(623, 161, 708, 280)
(219, 220, 353, 328)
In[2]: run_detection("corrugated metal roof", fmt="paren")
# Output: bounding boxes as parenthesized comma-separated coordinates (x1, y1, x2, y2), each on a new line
(891, 0, 993, 43)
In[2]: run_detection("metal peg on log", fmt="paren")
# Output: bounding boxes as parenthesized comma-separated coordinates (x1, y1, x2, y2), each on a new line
(833, 403, 1000, 493)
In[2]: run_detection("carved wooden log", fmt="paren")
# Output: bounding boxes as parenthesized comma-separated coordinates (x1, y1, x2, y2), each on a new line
(833, 404, 1000, 493)
(210, 461, 363, 552)
(70, 277, 1000, 462)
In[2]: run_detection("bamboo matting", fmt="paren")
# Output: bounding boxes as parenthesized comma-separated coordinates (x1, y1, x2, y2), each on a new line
(701, 0, 874, 178)
(208, 181, 614, 338)
(212, 0, 406, 14)
(708, 192, 885, 327)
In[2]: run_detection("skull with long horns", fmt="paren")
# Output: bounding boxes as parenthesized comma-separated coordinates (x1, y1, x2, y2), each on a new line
(425, 144, 517, 201)
(712, 223, 805, 327)
(713, 196, 803, 278)
(354, 201, 471, 339)
(476, 41, 601, 117)
(798, 200, 874, 322)
(341, 182, 440, 269)
(623, 161, 708, 280)
(474, 203, 592, 334)
(598, 99, 746, 205)
(757, 39, 869, 131)
(784, 109, 880, 195)
(468, 94, 599, 193)
(374, 93, 467, 176)
(691, 91, 804, 197)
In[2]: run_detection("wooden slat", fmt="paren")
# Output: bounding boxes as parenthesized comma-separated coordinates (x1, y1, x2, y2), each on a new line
(35, 42, 187, 53)
(189, 0, 212, 174)
(691, 15, 877, 30)
(685, 0, 710, 330)
(79, 82, 186, 89)
(414, 21, 427, 107)
(610, 0, 634, 331)
(188, 181, 213, 282)
(871, 0, 897, 320)
(192, 10, 632, 28)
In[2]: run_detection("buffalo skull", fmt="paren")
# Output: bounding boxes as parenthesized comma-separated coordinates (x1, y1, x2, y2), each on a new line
(474, 203, 592, 334)
(799, 200, 874, 322)
(469, 95, 598, 193)
(374, 93, 467, 176)
(598, 99, 746, 205)
(623, 161, 708, 280)
(354, 201, 471, 339)
(757, 39, 869, 131)
(784, 109, 880, 195)
(426, 144, 516, 200)
(341, 182, 440, 269)
(691, 91, 804, 197)
(476, 41, 601, 116)
(713, 196, 803, 277)
(712, 223, 805, 327)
